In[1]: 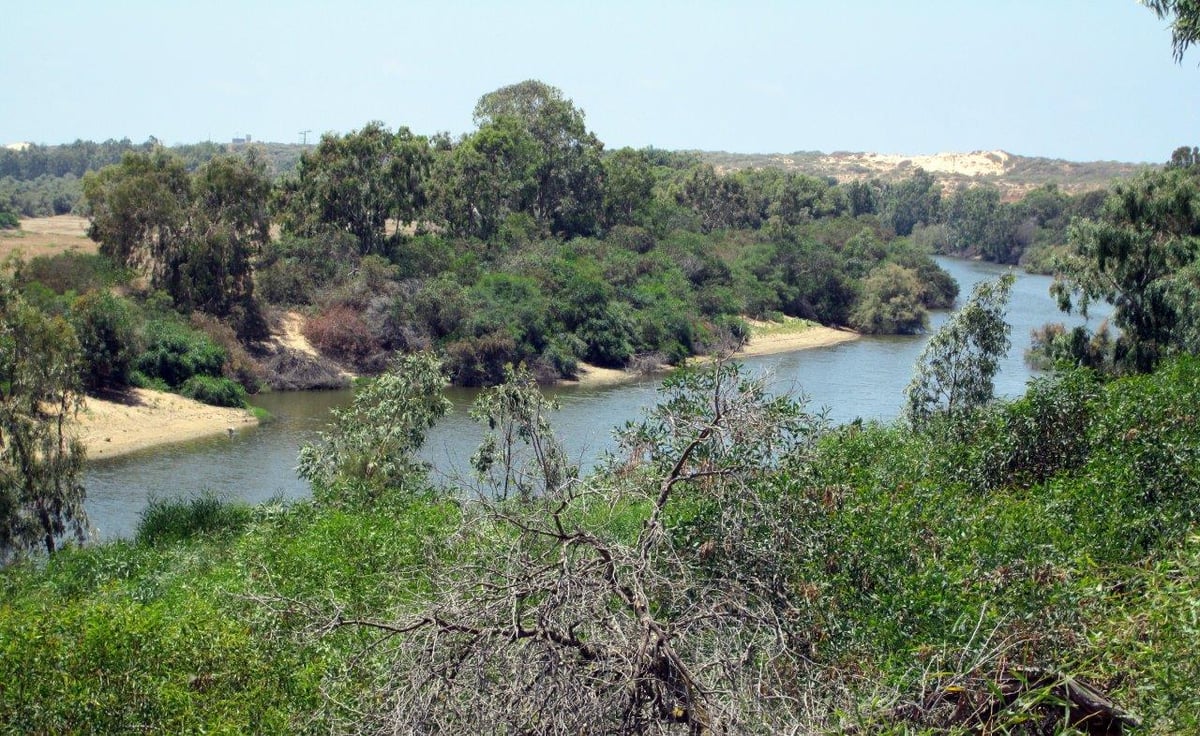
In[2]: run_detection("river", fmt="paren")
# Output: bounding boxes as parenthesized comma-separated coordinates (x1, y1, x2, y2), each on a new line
(83, 257, 1107, 540)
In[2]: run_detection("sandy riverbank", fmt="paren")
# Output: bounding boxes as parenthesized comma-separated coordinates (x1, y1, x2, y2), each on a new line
(566, 319, 859, 389)
(736, 318, 859, 357)
(73, 388, 259, 461)
(72, 319, 853, 457)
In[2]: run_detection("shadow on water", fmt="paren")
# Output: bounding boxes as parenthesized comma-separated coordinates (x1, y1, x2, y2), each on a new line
(84, 257, 1109, 540)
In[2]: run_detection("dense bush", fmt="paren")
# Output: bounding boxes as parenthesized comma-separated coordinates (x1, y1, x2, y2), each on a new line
(444, 331, 521, 387)
(850, 263, 928, 334)
(302, 305, 379, 367)
(255, 231, 359, 306)
(133, 319, 227, 389)
(179, 375, 248, 407)
(70, 290, 139, 392)
(13, 251, 128, 296)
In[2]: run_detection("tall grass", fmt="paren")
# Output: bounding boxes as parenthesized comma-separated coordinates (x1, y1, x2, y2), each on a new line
(135, 493, 253, 546)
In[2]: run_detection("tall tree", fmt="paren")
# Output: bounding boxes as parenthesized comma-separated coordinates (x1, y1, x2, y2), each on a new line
(472, 80, 605, 237)
(84, 151, 272, 336)
(177, 153, 271, 334)
(1052, 168, 1200, 372)
(431, 117, 540, 240)
(83, 150, 192, 287)
(883, 168, 941, 237)
(275, 123, 431, 254)
(674, 164, 753, 233)
(905, 274, 1014, 428)
(0, 281, 87, 560)
(601, 147, 655, 228)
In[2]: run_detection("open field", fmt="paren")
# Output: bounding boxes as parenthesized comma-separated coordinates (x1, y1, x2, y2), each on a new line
(0, 215, 97, 262)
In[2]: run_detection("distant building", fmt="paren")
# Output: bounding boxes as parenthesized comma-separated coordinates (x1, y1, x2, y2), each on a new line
(231, 134, 252, 145)
(3, 142, 32, 151)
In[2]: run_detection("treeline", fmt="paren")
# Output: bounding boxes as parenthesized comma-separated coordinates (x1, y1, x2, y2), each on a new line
(10, 79, 1179, 396)
(0, 139, 304, 217)
(58, 80, 969, 390)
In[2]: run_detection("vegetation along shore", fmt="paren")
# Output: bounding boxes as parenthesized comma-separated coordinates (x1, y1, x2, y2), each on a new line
(3, 3, 1200, 731)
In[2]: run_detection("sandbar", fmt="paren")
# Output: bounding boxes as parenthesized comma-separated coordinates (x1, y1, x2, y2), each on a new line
(73, 388, 259, 461)
(565, 318, 859, 388)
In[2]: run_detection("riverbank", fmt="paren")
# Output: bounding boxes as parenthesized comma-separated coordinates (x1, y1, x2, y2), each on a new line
(566, 319, 860, 388)
(73, 388, 260, 461)
(74, 320, 854, 457)
(737, 317, 860, 357)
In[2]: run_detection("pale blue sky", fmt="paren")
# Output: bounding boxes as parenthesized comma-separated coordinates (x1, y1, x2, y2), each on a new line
(2, 1, 1195, 162)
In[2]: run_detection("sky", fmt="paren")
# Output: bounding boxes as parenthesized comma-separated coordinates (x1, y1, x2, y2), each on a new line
(2, 1, 1196, 163)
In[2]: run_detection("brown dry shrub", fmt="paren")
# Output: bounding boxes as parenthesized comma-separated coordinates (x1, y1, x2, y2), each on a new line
(444, 331, 518, 387)
(302, 305, 378, 367)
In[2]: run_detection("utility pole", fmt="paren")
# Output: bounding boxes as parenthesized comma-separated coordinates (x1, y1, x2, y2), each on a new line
(299, 129, 311, 145)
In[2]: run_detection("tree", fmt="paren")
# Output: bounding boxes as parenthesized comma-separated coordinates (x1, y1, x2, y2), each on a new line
(179, 153, 272, 335)
(673, 164, 754, 233)
(431, 117, 540, 240)
(601, 147, 655, 228)
(275, 123, 432, 254)
(471, 80, 605, 237)
(0, 281, 87, 561)
(84, 150, 272, 336)
(469, 365, 576, 501)
(882, 168, 941, 236)
(1051, 168, 1200, 373)
(905, 274, 1014, 428)
(83, 150, 192, 286)
(1144, 0, 1200, 61)
(297, 352, 450, 505)
(850, 263, 929, 334)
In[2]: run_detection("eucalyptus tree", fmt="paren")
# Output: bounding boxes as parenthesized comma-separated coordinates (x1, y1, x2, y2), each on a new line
(601, 147, 655, 228)
(275, 122, 432, 255)
(1052, 168, 1200, 372)
(905, 274, 1014, 428)
(0, 281, 87, 561)
(1144, 0, 1200, 61)
(83, 149, 192, 286)
(430, 116, 540, 240)
(84, 150, 271, 336)
(471, 80, 605, 238)
(882, 168, 941, 237)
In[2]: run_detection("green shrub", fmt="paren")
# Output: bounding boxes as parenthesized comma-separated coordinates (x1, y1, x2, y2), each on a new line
(71, 290, 139, 391)
(0, 210, 19, 229)
(180, 375, 247, 407)
(444, 331, 519, 387)
(134, 319, 226, 388)
(14, 251, 127, 294)
(135, 494, 253, 546)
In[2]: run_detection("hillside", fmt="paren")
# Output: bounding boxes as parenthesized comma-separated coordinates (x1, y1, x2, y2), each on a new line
(695, 148, 1148, 198)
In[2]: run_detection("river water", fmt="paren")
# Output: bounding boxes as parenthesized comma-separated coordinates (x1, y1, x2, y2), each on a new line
(83, 258, 1107, 540)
